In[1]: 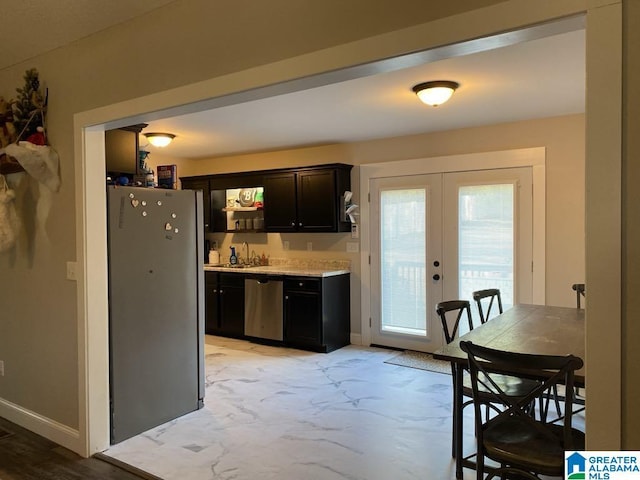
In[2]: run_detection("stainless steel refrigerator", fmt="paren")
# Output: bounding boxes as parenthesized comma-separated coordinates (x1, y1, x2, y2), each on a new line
(107, 186, 205, 444)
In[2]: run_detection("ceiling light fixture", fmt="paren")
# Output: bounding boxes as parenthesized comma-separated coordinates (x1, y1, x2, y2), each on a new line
(412, 81, 459, 107)
(144, 132, 176, 147)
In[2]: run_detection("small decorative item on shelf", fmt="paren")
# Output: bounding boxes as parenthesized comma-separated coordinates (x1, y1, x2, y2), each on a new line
(253, 189, 264, 208)
(238, 188, 255, 207)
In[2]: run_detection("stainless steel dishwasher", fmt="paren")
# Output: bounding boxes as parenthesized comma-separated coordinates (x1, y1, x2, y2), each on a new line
(244, 275, 284, 341)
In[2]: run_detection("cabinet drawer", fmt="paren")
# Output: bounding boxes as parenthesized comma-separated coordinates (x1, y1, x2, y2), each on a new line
(220, 273, 246, 287)
(205, 271, 219, 285)
(284, 277, 321, 292)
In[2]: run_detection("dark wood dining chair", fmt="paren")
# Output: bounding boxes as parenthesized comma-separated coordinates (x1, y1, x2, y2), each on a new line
(460, 340, 585, 480)
(436, 300, 475, 345)
(572, 283, 585, 308)
(472, 288, 503, 324)
(435, 300, 539, 461)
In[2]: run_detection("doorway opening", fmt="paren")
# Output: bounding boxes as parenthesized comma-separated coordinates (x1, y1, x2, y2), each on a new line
(75, 12, 604, 456)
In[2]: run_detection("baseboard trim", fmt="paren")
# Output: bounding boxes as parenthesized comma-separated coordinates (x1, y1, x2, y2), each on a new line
(94, 452, 163, 480)
(350, 333, 362, 345)
(0, 397, 81, 454)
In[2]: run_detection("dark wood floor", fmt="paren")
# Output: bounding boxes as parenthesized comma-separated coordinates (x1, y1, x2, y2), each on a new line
(0, 417, 159, 479)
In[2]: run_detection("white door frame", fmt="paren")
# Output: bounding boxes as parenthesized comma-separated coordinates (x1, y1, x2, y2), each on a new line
(360, 148, 546, 348)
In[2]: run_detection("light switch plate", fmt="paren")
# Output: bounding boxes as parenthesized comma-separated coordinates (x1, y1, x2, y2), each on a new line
(283, 241, 290, 251)
(351, 224, 359, 239)
(66, 261, 77, 281)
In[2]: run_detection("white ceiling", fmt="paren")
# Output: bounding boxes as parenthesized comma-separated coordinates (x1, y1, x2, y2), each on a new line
(1, 3, 585, 160)
(140, 28, 585, 159)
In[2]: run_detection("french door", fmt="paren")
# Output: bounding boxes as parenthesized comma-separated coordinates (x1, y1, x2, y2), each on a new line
(369, 167, 533, 352)
(370, 175, 443, 352)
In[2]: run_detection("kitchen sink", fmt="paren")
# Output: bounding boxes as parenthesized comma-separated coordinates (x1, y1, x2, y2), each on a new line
(217, 263, 258, 269)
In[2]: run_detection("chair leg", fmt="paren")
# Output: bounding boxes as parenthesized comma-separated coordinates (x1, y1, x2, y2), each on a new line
(451, 377, 457, 458)
(451, 409, 455, 458)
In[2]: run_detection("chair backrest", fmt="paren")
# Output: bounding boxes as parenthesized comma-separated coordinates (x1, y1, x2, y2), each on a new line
(459, 340, 583, 452)
(435, 300, 474, 344)
(472, 288, 503, 324)
(572, 283, 585, 308)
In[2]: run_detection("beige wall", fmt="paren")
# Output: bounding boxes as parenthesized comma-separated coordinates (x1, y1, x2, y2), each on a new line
(155, 113, 584, 336)
(622, 0, 640, 449)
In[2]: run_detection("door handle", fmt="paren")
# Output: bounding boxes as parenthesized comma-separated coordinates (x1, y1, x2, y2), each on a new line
(433, 274, 441, 281)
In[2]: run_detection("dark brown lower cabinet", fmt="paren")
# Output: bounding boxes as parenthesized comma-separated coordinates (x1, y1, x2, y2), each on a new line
(284, 274, 350, 353)
(205, 271, 350, 353)
(204, 271, 219, 334)
(205, 272, 244, 338)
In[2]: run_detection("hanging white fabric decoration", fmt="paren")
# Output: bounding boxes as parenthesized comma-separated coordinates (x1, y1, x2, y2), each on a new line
(0, 173, 18, 252)
(5, 141, 60, 192)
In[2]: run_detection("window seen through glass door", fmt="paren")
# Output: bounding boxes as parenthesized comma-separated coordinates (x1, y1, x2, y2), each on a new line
(380, 188, 426, 336)
(458, 184, 514, 310)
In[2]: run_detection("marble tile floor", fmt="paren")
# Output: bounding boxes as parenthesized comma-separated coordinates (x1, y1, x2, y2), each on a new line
(103, 336, 579, 480)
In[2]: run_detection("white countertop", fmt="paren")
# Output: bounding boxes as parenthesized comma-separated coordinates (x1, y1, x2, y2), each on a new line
(203, 264, 349, 278)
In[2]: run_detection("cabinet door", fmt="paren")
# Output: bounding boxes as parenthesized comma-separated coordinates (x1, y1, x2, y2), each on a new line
(181, 178, 211, 232)
(263, 173, 297, 232)
(219, 284, 245, 337)
(204, 272, 219, 335)
(284, 289, 322, 346)
(297, 169, 337, 231)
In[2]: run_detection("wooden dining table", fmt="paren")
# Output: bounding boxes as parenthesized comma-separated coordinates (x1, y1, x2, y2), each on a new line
(432, 303, 585, 479)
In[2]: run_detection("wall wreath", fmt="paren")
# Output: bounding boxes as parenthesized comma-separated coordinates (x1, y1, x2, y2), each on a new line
(0, 68, 60, 191)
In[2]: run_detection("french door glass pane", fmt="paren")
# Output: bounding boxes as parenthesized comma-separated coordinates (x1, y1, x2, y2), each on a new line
(380, 189, 426, 336)
(458, 184, 514, 312)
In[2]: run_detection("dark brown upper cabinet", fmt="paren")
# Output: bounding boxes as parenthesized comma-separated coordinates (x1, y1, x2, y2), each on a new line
(181, 163, 352, 233)
(263, 166, 351, 232)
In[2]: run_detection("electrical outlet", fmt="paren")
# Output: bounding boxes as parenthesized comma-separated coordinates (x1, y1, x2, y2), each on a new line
(0, 360, 4, 377)
(66, 261, 77, 281)
(346, 242, 359, 253)
(283, 241, 290, 251)
(351, 224, 359, 239)
(307, 242, 313, 251)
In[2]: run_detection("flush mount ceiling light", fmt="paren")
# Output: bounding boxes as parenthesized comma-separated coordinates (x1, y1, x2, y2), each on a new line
(412, 81, 459, 107)
(144, 132, 176, 147)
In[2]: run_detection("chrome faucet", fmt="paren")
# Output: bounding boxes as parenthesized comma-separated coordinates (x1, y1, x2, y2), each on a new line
(242, 241, 250, 265)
